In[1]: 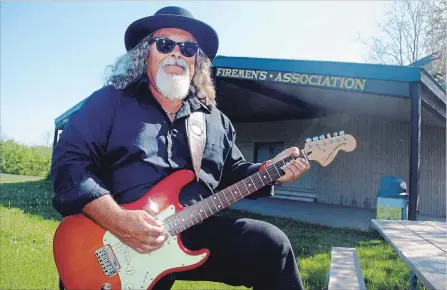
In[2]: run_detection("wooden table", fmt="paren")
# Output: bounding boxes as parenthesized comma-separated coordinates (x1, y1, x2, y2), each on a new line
(371, 219, 446, 290)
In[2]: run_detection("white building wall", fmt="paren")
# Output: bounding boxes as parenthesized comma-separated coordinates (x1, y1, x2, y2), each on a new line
(233, 113, 446, 217)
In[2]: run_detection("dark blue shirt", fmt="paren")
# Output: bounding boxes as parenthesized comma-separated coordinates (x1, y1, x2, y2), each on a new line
(51, 78, 274, 217)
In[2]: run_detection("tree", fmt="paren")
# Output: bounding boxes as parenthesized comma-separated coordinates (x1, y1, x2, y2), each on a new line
(425, 0, 446, 82)
(0, 139, 51, 177)
(360, 0, 446, 82)
(0, 126, 8, 141)
(42, 130, 54, 147)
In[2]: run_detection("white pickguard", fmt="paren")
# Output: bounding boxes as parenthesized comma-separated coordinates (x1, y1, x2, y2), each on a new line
(102, 205, 207, 290)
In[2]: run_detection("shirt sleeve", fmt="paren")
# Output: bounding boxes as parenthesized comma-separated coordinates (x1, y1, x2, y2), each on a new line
(218, 117, 274, 199)
(51, 86, 118, 217)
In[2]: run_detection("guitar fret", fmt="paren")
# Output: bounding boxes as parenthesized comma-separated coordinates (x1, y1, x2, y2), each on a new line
(241, 179, 250, 197)
(213, 195, 220, 212)
(206, 197, 216, 216)
(215, 194, 224, 208)
(271, 165, 280, 179)
(203, 199, 212, 217)
(182, 213, 189, 229)
(204, 197, 213, 215)
(249, 176, 257, 191)
(256, 173, 265, 187)
(178, 215, 186, 231)
(190, 211, 199, 224)
(185, 214, 192, 228)
(192, 211, 200, 224)
(234, 183, 243, 198)
(255, 174, 263, 189)
(272, 163, 281, 176)
(229, 185, 238, 202)
(216, 195, 223, 208)
(174, 213, 186, 234)
(210, 196, 218, 212)
(221, 189, 231, 206)
(197, 201, 206, 220)
(263, 168, 272, 183)
(171, 216, 179, 231)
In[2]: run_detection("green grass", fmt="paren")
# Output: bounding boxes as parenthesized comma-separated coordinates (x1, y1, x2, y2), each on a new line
(0, 174, 45, 183)
(0, 175, 424, 290)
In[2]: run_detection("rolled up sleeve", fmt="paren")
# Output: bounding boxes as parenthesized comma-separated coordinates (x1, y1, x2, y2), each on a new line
(51, 86, 118, 217)
(218, 121, 274, 199)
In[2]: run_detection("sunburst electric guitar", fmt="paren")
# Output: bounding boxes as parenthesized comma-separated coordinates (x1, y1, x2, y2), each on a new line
(53, 131, 357, 290)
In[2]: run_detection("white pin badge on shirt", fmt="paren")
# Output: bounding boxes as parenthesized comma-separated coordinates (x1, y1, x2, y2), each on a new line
(191, 124, 202, 136)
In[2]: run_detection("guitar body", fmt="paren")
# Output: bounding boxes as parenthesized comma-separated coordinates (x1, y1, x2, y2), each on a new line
(53, 170, 210, 290)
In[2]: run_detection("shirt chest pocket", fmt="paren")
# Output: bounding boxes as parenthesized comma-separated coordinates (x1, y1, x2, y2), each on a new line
(200, 142, 226, 182)
(200, 118, 230, 173)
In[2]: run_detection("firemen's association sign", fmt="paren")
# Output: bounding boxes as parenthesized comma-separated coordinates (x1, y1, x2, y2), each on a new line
(215, 67, 367, 91)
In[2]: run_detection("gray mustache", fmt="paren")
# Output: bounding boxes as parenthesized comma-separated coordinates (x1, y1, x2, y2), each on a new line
(161, 58, 188, 70)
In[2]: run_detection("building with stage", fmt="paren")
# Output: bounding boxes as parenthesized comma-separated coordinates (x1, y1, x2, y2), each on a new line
(53, 55, 446, 218)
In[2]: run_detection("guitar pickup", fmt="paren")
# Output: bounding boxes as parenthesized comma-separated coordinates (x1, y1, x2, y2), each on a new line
(95, 244, 120, 277)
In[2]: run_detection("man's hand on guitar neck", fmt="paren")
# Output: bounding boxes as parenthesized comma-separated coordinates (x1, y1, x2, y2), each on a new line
(265, 147, 310, 183)
(83, 194, 167, 254)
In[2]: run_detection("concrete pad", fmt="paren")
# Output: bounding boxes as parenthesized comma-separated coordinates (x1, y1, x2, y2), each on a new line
(229, 197, 444, 231)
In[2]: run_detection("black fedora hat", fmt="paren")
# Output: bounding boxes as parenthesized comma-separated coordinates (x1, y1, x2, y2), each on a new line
(124, 6, 219, 61)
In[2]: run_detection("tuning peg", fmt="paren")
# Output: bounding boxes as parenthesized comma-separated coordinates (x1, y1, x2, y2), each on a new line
(333, 132, 338, 136)
(312, 136, 319, 141)
(319, 135, 324, 140)
(339, 131, 345, 135)
(306, 138, 312, 143)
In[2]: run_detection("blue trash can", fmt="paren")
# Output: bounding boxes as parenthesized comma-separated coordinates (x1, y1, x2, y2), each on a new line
(376, 176, 409, 220)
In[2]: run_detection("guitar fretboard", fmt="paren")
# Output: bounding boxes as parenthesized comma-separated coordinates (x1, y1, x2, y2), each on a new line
(163, 152, 307, 235)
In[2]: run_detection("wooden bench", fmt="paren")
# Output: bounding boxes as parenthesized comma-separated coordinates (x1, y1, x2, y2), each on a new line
(328, 247, 367, 290)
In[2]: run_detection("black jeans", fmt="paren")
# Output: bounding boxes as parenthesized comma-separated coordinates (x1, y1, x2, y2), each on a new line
(153, 215, 305, 290)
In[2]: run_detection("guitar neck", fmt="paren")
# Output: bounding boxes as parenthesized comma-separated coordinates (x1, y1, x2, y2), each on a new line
(164, 151, 308, 235)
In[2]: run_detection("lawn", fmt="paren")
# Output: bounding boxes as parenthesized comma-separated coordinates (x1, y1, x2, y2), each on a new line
(0, 174, 423, 290)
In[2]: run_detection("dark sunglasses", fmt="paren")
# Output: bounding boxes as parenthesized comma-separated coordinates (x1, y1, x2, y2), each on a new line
(149, 37, 199, 57)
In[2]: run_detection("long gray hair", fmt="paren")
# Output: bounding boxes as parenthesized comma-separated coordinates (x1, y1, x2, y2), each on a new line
(104, 34, 216, 108)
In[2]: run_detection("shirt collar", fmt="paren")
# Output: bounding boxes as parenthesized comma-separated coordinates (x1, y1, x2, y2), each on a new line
(186, 91, 212, 114)
(129, 74, 150, 97)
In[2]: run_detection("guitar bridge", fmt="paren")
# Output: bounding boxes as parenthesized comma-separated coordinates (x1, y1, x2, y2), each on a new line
(95, 244, 120, 277)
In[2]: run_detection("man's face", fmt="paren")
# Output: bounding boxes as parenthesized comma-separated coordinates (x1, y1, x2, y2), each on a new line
(147, 28, 197, 101)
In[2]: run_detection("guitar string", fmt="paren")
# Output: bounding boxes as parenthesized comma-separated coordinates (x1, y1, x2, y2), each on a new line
(111, 151, 311, 254)
(104, 136, 347, 258)
(109, 153, 305, 257)
(109, 154, 302, 255)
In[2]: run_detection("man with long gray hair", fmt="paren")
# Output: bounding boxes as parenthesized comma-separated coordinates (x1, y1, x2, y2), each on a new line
(51, 6, 309, 290)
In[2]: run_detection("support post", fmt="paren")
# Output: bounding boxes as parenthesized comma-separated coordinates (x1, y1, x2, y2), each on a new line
(52, 128, 59, 150)
(409, 83, 421, 221)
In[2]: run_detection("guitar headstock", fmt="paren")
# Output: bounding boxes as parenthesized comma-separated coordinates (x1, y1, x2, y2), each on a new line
(303, 131, 357, 167)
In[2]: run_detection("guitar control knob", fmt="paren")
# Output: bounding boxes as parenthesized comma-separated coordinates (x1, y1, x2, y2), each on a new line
(125, 265, 135, 275)
(306, 138, 312, 143)
(101, 283, 112, 290)
(319, 135, 325, 140)
(312, 137, 319, 141)
(339, 131, 345, 135)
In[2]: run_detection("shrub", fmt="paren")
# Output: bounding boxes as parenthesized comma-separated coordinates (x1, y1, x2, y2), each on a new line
(0, 139, 52, 177)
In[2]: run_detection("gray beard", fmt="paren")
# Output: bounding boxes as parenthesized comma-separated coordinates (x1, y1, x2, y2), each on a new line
(155, 58, 191, 101)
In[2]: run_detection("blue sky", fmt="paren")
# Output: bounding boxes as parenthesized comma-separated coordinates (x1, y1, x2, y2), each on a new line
(1, 1, 390, 146)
